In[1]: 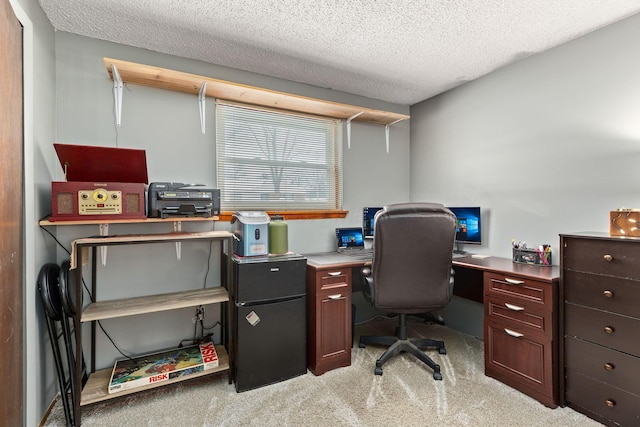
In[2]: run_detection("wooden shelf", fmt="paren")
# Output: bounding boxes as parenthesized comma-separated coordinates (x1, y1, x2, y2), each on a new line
(81, 287, 229, 322)
(80, 345, 229, 406)
(72, 230, 231, 246)
(70, 230, 232, 269)
(104, 57, 410, 125)
(39, 216, 219, 226)
(69, 227, 233, 424)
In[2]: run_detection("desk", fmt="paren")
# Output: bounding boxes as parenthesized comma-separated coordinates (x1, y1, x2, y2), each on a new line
(305, 252, 559, 303)
(305, 252, 561, 407)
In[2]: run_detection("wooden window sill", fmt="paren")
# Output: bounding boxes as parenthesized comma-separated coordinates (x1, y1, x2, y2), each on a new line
(218, 210, 347, 221)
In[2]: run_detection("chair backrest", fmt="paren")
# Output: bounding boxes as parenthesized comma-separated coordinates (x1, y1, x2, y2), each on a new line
(372, 202, 456, 313)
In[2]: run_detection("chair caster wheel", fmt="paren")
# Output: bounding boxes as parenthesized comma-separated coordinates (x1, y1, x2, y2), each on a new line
(375, 367, 383, 376)
(439, 347, 447, 355)
(433, 371, 442, 380)
(359, 343, 366, 348)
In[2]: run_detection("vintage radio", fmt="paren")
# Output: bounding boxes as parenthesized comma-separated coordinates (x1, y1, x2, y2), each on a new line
(49, 143, 148, 222)
(51, 181, 146, 221)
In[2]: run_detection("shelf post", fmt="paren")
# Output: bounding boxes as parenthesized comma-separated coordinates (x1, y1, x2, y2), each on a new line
(174, 221, 182, 260)
(346, 111, 364, 149)
(198, 82, 207, 134)
(384, 118, 405, 153)
(99, 223, 109, 266)
(112, 64, 123, 127)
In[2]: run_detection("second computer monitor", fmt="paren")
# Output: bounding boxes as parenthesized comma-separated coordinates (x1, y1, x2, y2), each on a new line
(447, 206, 482, 254)
(363, 207, 383, 238)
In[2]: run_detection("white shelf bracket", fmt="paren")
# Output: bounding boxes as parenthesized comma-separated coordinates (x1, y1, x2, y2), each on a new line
(346, 111, 364, 149)
(174, 221, 182, 260)
(198, 82, 207, 134)
(384, 118, 405, 153)
(99, 223, 109, 266)
(112, 64, 123, 127)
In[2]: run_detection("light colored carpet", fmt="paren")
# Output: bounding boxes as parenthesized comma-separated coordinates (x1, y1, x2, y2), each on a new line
(43, 317, 601, 426)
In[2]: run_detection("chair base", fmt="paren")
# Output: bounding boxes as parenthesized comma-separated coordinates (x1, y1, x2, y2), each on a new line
(359, 314, 446, 380)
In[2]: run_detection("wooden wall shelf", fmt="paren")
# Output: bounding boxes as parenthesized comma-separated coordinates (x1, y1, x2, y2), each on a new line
(103, 57, 409, 125)
(81, 287, 229, 322)
(39, 216, 218, 227)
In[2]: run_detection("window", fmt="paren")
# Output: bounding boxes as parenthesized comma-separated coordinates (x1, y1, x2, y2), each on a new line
(216, 101, 343, 211)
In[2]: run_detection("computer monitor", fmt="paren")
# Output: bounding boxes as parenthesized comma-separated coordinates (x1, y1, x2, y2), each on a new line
(363, 207, 383, 238)
(447, 206, 482, 254)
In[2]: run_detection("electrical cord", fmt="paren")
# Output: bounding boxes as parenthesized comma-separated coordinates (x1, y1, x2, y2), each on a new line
(40, 214, 223, 354)
(40, 220, 134, 360)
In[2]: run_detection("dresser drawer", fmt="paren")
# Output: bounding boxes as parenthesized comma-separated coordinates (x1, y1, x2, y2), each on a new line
(563, 270, 640, 318)
(566, 370, 640, 427)
(485, 295, 552, 338)
(563, 237, 640, 278)
(484, 272, 553, 310)
(565, 303, 640, 355)
(565, 336, 640, 396)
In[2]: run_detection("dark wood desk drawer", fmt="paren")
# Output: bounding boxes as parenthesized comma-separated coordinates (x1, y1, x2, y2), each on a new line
(565, 336, 640, 396)
(565, 303, 640, 355)
(484, 318, 555, 408)
(314, 268, 350, 292)
(566, 370, 640, 427)
(563, 270, 640, 318)
(563, 236, 640, 278)
(485, 295, 552, 337)
(484, 272, 553, 310)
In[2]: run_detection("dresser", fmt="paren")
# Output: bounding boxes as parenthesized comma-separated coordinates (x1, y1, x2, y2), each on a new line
(560, 233, 640, 426)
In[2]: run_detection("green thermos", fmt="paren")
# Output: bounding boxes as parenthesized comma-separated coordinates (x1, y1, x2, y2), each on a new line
(268, 214, 288, 254)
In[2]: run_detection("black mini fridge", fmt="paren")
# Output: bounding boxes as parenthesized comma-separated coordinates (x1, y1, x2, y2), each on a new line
(228, 253, 307, 392)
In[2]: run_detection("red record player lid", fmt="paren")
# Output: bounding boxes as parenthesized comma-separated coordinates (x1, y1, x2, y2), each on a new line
(54, 143, 148, 184)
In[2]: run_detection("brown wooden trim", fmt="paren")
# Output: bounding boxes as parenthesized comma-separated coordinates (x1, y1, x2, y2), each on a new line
(218, 210, 348, 222)
(1, 0, 23, 425)
(40, 210, 348, 227)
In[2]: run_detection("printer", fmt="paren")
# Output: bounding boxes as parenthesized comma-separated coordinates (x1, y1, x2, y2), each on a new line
(148, 182, 220, 219)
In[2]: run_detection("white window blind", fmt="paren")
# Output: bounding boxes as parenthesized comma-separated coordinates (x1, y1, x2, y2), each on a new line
(216, 101, 343, 211)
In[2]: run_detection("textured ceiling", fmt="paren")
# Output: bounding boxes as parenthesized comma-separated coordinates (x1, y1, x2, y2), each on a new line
(39, 1, 640, 105)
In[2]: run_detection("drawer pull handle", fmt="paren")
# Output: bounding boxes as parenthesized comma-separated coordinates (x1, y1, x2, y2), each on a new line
(504, 303, 525, 311)
(603, 290, 613, 298)
(603, 254, 613, 262)
(327, 294, 342, 300)
(327, 271, 342, 277)
(504, 278, 525, 285)
(604, 326, 615, 334)
(605, 399, 616, 408)
(504, 328, 524, 338)
(604, 363, 615, 371)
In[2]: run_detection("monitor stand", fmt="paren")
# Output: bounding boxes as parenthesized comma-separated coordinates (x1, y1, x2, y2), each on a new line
(453, 242, 467, 255)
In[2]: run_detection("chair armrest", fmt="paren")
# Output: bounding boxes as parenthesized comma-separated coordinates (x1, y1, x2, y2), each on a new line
(361, 266, 374, 304)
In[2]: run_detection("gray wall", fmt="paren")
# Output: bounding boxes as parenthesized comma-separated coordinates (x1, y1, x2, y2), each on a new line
(22, 2, 640, 422)
(48, 31, 410, 396)
(411, 12, 640, 337)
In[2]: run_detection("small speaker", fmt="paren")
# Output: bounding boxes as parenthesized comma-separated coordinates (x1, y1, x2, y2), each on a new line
(55, 192, 74, 215)
(125, 193, 142, 214)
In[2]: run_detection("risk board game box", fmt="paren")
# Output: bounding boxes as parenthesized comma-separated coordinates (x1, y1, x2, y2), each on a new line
(108, 341, 218, 394)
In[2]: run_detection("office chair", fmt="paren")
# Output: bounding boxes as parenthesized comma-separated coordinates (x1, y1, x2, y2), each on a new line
(358, 203, 456, 380)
